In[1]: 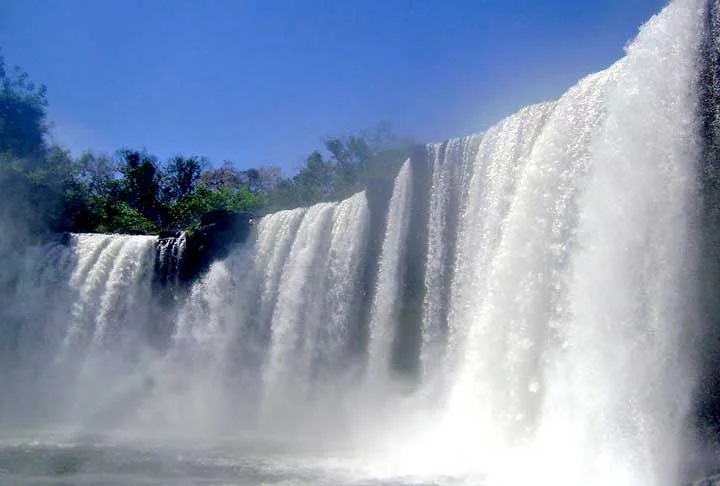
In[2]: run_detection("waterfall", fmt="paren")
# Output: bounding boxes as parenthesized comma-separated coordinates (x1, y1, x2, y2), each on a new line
(412, 2, 703, 484)
(56, 234, 156, 356)
(263, 202, 338, 402)
(421, 139, 472, 383)
(318, 192, 370, 380)
(365, 159, 413, 390)
(0, 0, 713, 484)
(156, 232, 187, 285)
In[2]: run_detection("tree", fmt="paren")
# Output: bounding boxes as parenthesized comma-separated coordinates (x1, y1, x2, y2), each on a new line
(1, 56, 411, 235)
(324, 135, 371, 198)
(293, 151, 333, 204)
(265, 178, 299, 212)
(0, 55, 76, 239)
(162, 155, 208, 202)
(60, 151, 123, 232)
(117, 149, 161, 228)
(76, 151, 118, 198)
(255, 166, 282, 193)
(167, 185, 260, 229)
(0, 52, 48, 161)
(200, 161, 242, 191)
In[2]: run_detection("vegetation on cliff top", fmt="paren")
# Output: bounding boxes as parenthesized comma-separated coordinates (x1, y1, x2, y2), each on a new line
(0, 54, 411, 236)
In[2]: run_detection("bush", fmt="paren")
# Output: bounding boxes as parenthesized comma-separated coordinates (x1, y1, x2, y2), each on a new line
(105, 201, 157, 234)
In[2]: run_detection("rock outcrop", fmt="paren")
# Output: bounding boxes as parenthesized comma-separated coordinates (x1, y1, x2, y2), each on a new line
(156, 210, 254, 284)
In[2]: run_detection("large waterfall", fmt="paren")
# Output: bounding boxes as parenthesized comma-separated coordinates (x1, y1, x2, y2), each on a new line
(0, 0, 716, 484)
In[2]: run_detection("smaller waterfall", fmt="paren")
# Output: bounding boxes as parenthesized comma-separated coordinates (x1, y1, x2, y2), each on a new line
(62, 234, 156, 357)
(156, 232, 187, 285)
(260, 194, 372, 411)
(91, 236, 157, 347)
(420, 137, 479, 384)
(156, 193, 373, 431)
(314, 192, 370, 381)
(1, 234, 158, 427)
(365, 159, 413, 390)
(264, 202, 337, 401)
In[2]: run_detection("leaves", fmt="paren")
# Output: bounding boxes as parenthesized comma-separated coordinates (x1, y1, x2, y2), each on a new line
(0, 55, 413, 235)
(0, 54, 48, 160)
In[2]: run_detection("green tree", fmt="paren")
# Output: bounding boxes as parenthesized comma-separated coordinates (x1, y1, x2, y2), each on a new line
(60, 151, 123, 232)
(0, 55, 85, 238)
(0, 53, 47, 160)
(106, 201, 158, 234)
(162, 155, 208, 202)
(117, 149, 161, 228)
(77, 151, 118, 198)
(167, 185, 259, 229)
(324, 135, 371, 198)
(263, 126, 412, 211)
(292, 150, 333, 204)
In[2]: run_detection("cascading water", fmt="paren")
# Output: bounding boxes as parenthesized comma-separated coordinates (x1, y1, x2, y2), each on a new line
(366, 159, 413, 390)
(0, 0, 716, 484)
(156, 232, 187, 286)
(1, 233, 157, 426)
(417, 0, 703, 480)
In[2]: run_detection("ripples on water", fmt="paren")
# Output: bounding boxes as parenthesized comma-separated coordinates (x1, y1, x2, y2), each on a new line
(0, 434, 472, 486)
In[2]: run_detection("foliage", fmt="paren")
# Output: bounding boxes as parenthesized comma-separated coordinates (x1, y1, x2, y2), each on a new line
(0, 55, 413, 236)
(0, 54, 75, 240)
(104, 201, 157, 234)
(0, 52, 48, 161)
(162, 155, 208, 201)
(116, 149, 162, 225)
(167, 186, 259, 229)
(264, 127, 412, 211)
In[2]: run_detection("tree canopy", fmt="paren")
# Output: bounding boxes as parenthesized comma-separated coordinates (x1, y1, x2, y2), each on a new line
(0, 54, 412, 236)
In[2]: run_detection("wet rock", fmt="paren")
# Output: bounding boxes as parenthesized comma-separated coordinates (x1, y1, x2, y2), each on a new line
(180, 210, 254, 282)
(158, 229, 182, 239)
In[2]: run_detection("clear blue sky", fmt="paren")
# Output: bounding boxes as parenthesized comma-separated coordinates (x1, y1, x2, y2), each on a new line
(1, 0, 667, 174)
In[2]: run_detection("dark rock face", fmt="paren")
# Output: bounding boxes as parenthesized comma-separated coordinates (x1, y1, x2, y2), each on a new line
(687, 474, 720, 486)
(173, 210, 254, 283)
(125, 228, 150, 235)
(148, 210, 254, 347)
(695, 0, 720, 442)
(158, 230, 182, 239)
(58, 232, 72, 247)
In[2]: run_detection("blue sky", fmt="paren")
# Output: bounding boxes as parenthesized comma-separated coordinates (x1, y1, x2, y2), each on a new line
(1, 0, 667, 174)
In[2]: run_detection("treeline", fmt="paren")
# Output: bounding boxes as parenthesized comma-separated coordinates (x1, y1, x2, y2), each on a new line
(0, 54, 411, 236)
